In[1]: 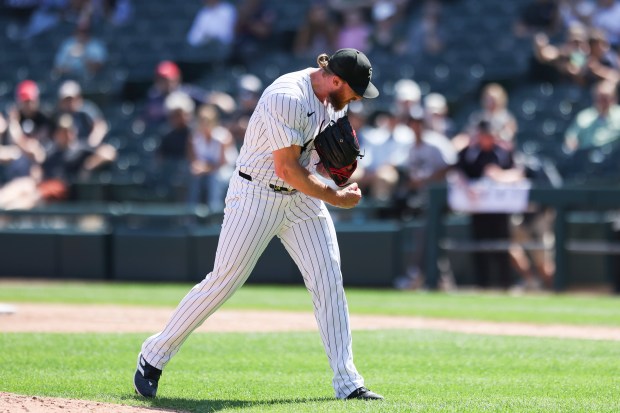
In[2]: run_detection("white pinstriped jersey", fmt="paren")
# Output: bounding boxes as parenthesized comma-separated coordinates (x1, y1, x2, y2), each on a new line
(236, 68, 346, 187)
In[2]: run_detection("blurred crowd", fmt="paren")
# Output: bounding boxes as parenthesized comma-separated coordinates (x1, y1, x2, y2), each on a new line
(2, 0, 620, 291)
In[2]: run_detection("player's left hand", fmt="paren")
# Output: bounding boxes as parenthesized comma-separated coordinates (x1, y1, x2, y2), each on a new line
(333, 182, 362, 209)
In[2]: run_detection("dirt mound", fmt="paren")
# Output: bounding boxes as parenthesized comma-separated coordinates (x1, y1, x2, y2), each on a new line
(0, 392, 181, 413)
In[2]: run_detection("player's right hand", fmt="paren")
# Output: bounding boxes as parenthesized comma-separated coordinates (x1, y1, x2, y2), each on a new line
(333, 182, 362, 209)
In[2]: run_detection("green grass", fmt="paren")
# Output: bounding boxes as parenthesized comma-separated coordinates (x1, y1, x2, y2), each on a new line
(2, 282, 619, 411)
(0, 281, 619, 326)
(1, 330, 619, 412)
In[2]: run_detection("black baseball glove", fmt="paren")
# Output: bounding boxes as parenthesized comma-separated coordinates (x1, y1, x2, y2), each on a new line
(314, 116, 362, 187)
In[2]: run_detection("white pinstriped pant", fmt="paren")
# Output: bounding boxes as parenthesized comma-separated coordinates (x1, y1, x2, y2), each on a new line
(141, 172, 364, 398)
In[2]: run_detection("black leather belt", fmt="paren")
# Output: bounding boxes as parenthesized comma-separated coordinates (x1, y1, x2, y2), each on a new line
(238, 171, 297, 193)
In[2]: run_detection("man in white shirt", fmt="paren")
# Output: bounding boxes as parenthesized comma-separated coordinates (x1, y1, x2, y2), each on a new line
(186, 0, 237, 49)
(592, 0, 620, 48)
(395, 107, 454, 289)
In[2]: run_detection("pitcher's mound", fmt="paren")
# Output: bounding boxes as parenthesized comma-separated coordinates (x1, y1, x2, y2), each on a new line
(0, 392, 182, 413)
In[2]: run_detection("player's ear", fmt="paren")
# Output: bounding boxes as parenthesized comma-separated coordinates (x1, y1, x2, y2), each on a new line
(332, 74, 344, 89)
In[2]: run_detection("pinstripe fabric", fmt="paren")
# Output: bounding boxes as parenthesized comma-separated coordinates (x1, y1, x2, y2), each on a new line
(141, 175, 287, 367)
(279, 195, 363, 398)
(237, 68, 345, 188)
(140, 68, 364, 399)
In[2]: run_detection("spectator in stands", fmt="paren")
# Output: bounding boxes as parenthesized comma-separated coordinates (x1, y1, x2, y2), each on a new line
(18, 0, 68, 39)
(335, 7, 371, 53)
(357, 108, 414, 202)
(514, 0, 562, 38)
(231, 0, 276, 64)
(532, 23, 590, 85)
(14, 80, 53, 144)
(508, 207, 556, 292)
(509, 148, 562, 293)
(557, 23, 591, 84)
(54, 80, 108, 149)
(392, 78, 422, 122)
(142, 61, 183, 127)
(328, 0, 375, 10)
(507, 142, 561, 293)
(564, 80, 620, 151)
(41, 113, 116, 188)
(20, 0, 90, 40)
(394, 107, 455, 289)
(91, 0, 133, 26)
(356, 78, 420, 202)
(2, 105, 48, 179)
(188, 105, 237, 211)
(559, 0, 595, 28)
(0, 112, 27, 186)
(398, 0, 444, 57)
(398, 105, 456, 213)
(0, 81, 53, 183)
(531, 31, 564, 82)
(154, 91, 194, 201)
(3, 0, 39, 22)
(0, 114, 116, 209)
(453, 119, 524, 289)
(591, 0, 620, 49)
(293, 3, 338, 58)
(454, 83, 518, 152)
(158, 92, 194, 161)
(140, 61, 228, 130)
(585, 28, 620, 85)
(424, 92, 454, 137)
(368, 0, 406, 55)
(227, 74, 263, 149)
(53, 22, 108, 80)
(186, 0, 237, 58)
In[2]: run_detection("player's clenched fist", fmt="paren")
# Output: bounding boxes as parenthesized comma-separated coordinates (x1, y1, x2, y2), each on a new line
(333, 182, 362, 209)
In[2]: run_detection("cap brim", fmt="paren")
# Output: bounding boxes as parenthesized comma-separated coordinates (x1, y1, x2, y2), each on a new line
(362, 82, 379, 99)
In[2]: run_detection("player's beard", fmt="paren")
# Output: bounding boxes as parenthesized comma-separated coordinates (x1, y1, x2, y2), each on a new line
(328, 88, 349, 111)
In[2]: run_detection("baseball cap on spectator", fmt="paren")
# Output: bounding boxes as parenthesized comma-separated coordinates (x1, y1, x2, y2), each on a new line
(16, 80, 39, 102)
(165, 91, 195, 114)
(424, 92, 447, 115)
(394, 79, 421, 103)
(239, 74, 262, 94)
(156, 61, 181, 80)
(327, 48, 379, 99)
(58, 80, 82, 99)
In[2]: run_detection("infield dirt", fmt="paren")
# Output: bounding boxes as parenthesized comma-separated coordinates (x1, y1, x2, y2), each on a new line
(1, 302, 619, 340)
(0, 392, 183, 413)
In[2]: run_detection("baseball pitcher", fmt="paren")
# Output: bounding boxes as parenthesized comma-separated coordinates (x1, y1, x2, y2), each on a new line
(134, 48, 383, 400)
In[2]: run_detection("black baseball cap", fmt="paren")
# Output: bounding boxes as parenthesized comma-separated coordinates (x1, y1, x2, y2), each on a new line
(328, 48, 379, 99)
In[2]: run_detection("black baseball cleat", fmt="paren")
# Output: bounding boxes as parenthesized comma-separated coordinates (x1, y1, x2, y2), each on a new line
(346, 386, 384, 400)
(134, 353, 162, 398)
